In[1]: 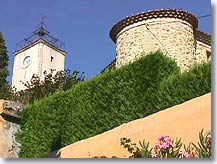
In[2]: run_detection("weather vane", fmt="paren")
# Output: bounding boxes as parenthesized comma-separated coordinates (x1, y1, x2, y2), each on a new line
(41, 15, 47, 27)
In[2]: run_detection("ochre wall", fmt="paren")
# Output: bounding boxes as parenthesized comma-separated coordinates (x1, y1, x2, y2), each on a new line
(59, 93, 211, 158)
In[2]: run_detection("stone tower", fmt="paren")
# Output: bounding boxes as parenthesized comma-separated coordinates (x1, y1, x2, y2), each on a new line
(110, 9, 211, 70)
(12, 22, 66, 91)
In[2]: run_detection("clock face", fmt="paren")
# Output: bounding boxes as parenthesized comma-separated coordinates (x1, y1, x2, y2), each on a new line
(22, 56, 31, 68)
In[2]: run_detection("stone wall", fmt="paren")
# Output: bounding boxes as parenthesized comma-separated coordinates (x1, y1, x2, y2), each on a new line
(195, 41, 211, 64)
(115, 18, 196, 70)
(0, 100, 23, 158)
(110, 9, 211, 71)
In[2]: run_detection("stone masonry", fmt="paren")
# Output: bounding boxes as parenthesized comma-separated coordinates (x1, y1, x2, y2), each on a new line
(0, 100, 24, 158)
(110, 9, 211, 70)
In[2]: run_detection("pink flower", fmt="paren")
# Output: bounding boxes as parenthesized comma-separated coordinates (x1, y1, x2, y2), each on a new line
(207, 134, 211, 145)
(151, 152, 158, 158)
(179, 151, 192, 158)
(156, 135, 174, 150)
(158, 135, 169, 141)
(182, 152, 191, 158)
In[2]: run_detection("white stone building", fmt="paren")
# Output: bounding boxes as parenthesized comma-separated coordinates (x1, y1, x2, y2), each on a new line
(12, 23, 66, 91)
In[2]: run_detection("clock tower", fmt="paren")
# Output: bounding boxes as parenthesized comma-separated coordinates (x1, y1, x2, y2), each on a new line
(12, 21, 66, 91)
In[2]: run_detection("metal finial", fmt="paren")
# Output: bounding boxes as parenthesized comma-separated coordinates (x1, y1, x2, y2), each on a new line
(41, 16, 47, 28)
(37, 16, 48, 36)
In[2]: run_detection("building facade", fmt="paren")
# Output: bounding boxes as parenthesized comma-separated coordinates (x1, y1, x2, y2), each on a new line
(12, 23, 66, 91)
(110, 9, 211, 70)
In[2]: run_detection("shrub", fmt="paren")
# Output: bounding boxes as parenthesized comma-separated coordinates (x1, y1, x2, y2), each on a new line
(149, 61, 211, 111)
(9, 69, 84, 105)
(16, 91, 66, 157)
(17, 51, 211, 157)
(61, 51, 180, 146)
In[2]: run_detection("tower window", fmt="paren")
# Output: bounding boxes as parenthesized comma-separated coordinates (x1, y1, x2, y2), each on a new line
(51, 56, 54, 62)
(206, 51, 211, 59)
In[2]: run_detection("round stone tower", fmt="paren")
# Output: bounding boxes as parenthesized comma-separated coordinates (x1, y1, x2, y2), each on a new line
(110, 9, 198, 70)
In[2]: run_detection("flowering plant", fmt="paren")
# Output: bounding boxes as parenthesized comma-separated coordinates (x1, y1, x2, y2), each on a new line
(191, 129, 211, 158)
(120, 129, 211, 158)
(152, 135, 182, 158)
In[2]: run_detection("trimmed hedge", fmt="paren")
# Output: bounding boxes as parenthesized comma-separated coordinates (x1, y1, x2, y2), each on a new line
(17, 51, 211, 158)
(144, 61, 211, 113)
(16, 92, 64, 157)
(61, 51, 181, 147)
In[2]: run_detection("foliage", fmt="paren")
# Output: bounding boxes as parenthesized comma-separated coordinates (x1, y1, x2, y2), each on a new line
(0, 32, 10, 99)
(61, 51, 180, 146)
(9, 69, 84, 105)
(150, 62, 211, 110)
(120, 129, 211, 158)
(120, 137, 153, 158)
(16, 91, 68, 158)
(17, 51, 211, 157)
(191, 129, 211, 158)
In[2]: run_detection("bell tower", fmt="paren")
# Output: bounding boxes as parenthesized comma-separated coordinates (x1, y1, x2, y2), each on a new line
(12, 20, 66, 91)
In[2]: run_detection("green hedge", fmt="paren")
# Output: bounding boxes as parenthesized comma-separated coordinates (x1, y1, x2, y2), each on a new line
(61, 51, 181, 147)
(152, 61, 211, 110)
(16, 92, 64, 157)
(17, 51, 211, 158)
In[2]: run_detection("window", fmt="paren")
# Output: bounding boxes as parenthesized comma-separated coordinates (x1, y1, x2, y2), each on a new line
(51, 56, 54, 62)
(206, 51, 211, 59)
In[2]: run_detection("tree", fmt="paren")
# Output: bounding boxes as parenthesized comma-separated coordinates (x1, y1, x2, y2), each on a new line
(9, 69, 84, 105)
(0, 32, 10, 99)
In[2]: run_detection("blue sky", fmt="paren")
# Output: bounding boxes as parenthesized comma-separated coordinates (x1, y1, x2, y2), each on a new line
(0, 0, 211, 84)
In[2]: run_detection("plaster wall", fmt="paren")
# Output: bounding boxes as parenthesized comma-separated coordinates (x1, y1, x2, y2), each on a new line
(12, 43, 40, 91)
(40, 42, 65, 79)
(12, 40, 66, 91)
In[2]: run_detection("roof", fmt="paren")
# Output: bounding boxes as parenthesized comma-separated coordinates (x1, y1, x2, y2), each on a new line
(110, 8, 198, 43)
(196, 29, 211, 46)
(101, 58, 116, 73)
(15, 22, 65, 53)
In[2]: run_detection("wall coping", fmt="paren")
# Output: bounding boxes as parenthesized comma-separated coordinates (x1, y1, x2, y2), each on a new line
(110, 8, 198, 43)
(0, 100, 24, 124)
